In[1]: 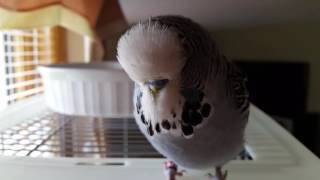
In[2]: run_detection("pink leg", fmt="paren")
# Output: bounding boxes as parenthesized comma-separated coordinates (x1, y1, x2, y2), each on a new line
(164, 161, 185, 180)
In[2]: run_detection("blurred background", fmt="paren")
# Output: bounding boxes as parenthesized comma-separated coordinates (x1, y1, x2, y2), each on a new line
(0, 0, 319, 158)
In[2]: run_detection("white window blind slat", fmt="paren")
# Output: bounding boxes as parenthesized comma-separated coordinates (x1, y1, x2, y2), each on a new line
(4, 42, 51, 47)
(5, 51, 51, 57)
(6, 87, 44, 101)
(6, 79, 42, 90)
(5, 70, 39, 78)
(6, 60, 51, 67)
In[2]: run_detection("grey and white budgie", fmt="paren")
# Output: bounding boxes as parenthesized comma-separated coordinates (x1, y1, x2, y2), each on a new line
(117, 15, 249, 180)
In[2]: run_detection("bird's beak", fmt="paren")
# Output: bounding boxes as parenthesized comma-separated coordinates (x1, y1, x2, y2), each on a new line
(146, 79, 169, 97)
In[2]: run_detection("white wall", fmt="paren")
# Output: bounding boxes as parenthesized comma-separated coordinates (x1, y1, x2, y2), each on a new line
(65, 30, 85, 63)
(213, 23, 320, 112)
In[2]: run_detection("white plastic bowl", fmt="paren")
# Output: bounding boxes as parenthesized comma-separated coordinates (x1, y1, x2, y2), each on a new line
(38, 61, 134, 118)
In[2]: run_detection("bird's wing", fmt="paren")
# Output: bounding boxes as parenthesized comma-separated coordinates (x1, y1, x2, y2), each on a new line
(224, 60, 250, 113)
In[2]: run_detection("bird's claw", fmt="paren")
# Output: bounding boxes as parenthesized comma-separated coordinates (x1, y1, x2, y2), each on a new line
(164, 161, 186, 180)
(175, 169, 186, 176)
(207, 167, 228, 180)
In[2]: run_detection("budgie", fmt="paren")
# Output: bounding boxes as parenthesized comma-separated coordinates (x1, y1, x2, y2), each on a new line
(117, 15, 249, 180)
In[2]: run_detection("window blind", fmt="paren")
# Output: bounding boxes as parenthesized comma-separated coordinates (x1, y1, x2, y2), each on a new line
(0, 28, 53, 110)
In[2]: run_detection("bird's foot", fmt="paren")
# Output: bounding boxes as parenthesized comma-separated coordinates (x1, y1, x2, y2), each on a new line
(207, 167, 228, 180)
(164, 161, 186, 180)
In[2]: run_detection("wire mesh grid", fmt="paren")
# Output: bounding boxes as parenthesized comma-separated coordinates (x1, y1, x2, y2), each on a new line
(0, 111, 252, 160)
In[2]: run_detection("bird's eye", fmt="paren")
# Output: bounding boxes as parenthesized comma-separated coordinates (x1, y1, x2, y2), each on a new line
(145, 79, 169, 96)
(146, 79, 169, 90)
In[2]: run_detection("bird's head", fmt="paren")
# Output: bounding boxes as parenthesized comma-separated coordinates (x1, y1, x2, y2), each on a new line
(117, 21, 185, 97)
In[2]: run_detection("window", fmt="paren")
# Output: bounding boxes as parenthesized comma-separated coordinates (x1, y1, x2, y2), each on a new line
(0, 27, 65, 111)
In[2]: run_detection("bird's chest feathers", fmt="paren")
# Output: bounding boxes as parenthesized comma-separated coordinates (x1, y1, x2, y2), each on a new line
(137, 81, 184, 137)
(136, 80, 214, 138)
(141, 82, 181, 124)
